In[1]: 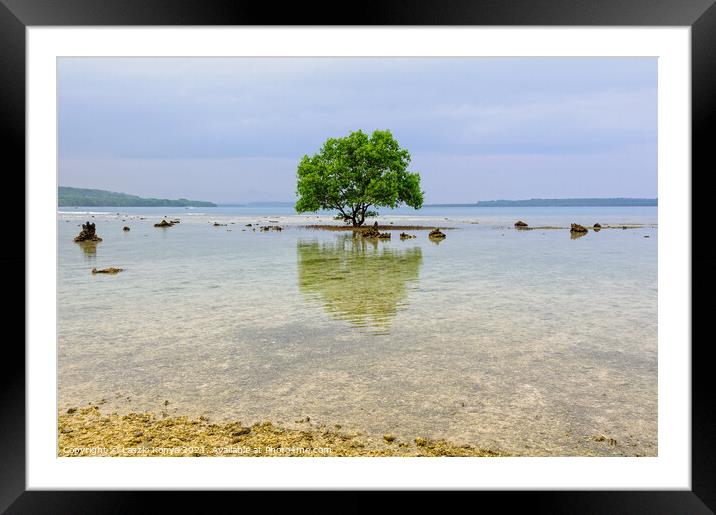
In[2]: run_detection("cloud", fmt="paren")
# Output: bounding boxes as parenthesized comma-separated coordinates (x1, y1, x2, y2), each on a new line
(58, 57, 657, 201)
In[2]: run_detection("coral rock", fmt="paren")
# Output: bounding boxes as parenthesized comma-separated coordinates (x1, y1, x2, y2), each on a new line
(91, 267, 124, 275)
(74, 221, 102, 242)
(428, 228, 446, 240)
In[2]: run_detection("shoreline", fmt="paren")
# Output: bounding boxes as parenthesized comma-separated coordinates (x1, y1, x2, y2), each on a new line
(58, 406, 503, 457)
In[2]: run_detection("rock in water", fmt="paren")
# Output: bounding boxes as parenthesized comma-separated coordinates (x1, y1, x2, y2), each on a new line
(593, 223, 602, 229)
(429, 228, 446, 240)
(91, 267, 123, 274)
(362, 222, 383, 239)
(74, 221, 102, 242)
(154, 219, 174, 228)
(122, 226, 130, 231)
(400, 232, 416, 239)
(570, 223, 588, 234)
(514, 220, 528, 228)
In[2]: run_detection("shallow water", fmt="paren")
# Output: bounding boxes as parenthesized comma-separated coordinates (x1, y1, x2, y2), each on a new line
(58, 206, 657, 456)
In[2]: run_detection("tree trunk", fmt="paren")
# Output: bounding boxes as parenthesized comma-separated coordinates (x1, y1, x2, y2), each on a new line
(350, 204, 369, 226)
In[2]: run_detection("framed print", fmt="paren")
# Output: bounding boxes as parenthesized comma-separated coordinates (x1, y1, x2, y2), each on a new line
(2, 0, 713, 511)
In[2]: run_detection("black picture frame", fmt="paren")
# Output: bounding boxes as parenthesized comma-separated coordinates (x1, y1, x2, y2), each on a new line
(2, 0, 711, 511)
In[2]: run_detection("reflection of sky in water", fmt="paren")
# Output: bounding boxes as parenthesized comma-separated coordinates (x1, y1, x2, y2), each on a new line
(58, 207, 657, 456)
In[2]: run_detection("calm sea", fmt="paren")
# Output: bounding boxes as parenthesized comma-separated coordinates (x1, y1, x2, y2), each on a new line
(58, 205, 657, 456)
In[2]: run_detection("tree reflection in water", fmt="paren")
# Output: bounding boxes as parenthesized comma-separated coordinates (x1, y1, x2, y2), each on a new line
(77, 241, 98, 261)
(297, 234, 422, 332)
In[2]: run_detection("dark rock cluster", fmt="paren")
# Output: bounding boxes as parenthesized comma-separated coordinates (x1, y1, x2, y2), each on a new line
(429, 228, 446, 240)
(74, 221, 102, 242)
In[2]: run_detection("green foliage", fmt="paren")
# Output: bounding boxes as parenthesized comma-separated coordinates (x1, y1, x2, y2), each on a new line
(58, 187, 217, 207)
(295, 129, 423, 226)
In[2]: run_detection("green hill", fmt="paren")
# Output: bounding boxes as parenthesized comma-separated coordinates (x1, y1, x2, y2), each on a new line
(59, 186, 217, 207)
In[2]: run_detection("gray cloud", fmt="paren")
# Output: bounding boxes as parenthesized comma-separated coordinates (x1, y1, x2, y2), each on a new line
(58, 57, 657, 202)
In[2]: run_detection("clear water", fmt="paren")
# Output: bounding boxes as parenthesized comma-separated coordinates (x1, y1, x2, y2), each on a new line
(58, 206, 657, 456)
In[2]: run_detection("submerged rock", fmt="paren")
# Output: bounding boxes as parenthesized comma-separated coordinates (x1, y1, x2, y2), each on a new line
(570, 223, 588, 233)
(259, 225, 283, 232)
(399, 232, 416, 240)
(91, 267, 123, 275)
(429, 228, 446, 240)
(154, 219, 174, 228)
(213, 222, 227, 227)
(514, 220, 528, 228)
(122, 226, 130, 232)
(74, 221, 102, 242)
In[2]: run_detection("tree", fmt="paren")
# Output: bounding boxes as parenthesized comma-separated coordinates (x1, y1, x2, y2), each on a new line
(295, 129, 424, 226)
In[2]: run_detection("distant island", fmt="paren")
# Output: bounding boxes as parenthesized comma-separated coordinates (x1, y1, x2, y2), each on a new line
(218, 201, 296, 207)
(426, 198, 657, 208)
(59, 186, 217, 207)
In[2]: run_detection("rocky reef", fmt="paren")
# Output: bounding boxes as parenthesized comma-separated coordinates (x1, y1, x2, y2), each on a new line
(58, 406, 503, 457)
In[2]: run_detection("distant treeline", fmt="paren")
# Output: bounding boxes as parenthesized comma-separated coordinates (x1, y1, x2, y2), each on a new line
(59, 186, 217, 207)
(427, 198, 658, 208)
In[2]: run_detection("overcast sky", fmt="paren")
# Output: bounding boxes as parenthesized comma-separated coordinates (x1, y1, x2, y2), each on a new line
(58, 57, 657, 204)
